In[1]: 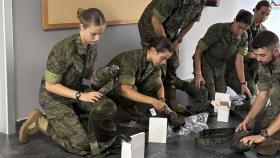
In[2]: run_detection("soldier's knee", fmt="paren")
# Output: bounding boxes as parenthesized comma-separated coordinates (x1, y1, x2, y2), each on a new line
(66, 134, 90, 154)
(92, 100, 117, 118)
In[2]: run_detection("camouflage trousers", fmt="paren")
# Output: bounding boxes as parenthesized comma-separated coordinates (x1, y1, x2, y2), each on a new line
(40, 92, 117, 156)
(175, 77, 208, 103)
(231, 105, 280, 153)
(197, 70, 227, 101)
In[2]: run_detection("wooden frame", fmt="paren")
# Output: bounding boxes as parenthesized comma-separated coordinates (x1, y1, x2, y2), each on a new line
(42, 0, 151, 30)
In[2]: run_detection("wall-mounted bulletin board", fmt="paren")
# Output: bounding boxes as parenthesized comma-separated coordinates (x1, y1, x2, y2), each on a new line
(42, 0, 151, 30)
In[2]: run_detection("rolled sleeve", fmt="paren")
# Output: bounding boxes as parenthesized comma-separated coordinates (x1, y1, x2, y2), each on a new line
(238, 46, 248, 56)
(44, 70, 62, 84)
(119, 74, 135, 86)
(153, 0, 175, 23)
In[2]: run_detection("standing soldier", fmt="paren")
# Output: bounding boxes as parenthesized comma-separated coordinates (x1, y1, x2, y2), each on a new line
(19, 8, 118, 157)
(226, 0, 272, 95)
(231, 31, 280, 156)
(138, 0, 205, 114)
(192, 10, 253, 101)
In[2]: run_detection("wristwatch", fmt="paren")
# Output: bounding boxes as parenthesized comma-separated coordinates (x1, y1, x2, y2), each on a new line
(260, 129, 269, 138)
(158, 97, 166, 102)
(75, 91, 81, 100)
(241, 81, 247, 85)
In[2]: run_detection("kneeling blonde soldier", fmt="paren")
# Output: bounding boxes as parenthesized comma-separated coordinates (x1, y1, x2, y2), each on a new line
(19, 8, 118, 157)
(105, 37, 181, 127)
(231, 31, 280, 156)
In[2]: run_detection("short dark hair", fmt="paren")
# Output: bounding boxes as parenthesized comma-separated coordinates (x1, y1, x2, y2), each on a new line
(254, 0, 271, 11)
(252, 31, 279, 49)
(235, 9, 253, 25)
(77, 8, 106, 28)
(149, 37, 174, 53)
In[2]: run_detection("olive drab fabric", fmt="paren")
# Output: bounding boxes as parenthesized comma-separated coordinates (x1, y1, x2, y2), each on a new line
(39, 34, 117, 156)
(196, 22, 248, 100)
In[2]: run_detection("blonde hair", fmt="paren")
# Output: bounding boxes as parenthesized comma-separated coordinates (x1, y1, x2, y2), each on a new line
(77, 8, 105, 28)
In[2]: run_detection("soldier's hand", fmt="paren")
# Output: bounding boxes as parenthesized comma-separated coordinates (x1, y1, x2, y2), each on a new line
(194, 73, 205, 91)
(151, 98, 165, 112)
(241, 84, 253, 99)
(235, 118, 251, 132)
(80, 91, 103, 103)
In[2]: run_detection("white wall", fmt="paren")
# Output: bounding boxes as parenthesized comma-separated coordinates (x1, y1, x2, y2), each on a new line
(177, 0, 279, 80)
(13, 0, 279, 120)
(0, 0, 15, 134)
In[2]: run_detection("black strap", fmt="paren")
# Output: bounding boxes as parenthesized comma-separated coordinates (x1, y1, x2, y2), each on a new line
(196, 128, 235, 145)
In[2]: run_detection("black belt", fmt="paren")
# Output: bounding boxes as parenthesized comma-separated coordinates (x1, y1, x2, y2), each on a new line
(196, 128, 235, 145)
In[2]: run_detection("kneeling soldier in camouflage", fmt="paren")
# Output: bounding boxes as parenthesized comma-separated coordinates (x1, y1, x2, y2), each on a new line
(231, 31, 280, 156)
(103, 37, 181, 128)
(19, 8, 119, 157)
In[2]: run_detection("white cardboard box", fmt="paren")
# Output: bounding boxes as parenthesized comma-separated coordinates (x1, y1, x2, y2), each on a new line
(121, 132, 145, 158)
(148, 117, 167, 143)
(211, 92, 231, 122)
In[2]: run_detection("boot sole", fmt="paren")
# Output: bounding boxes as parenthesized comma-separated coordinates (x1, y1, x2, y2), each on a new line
(19, 108, 42, 144)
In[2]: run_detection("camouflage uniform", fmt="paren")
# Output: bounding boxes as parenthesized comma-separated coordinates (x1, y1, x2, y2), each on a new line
(138, 0, 204, 103)
(39, 34, 117, 156)
(195, 23, 248, 100)
(231, 63, 280, 152)
(105, 49, 163, 110)
(226, 23, 267, 94)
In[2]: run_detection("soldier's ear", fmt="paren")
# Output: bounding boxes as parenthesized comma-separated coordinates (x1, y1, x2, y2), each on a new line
(150, 47, 157, 54)
(274, 48, 280, 56)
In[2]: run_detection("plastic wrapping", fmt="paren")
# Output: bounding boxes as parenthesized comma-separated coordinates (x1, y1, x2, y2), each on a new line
(167, 112, 209, 138)
(226, 86, 246, 106)
(119, 120, 141, 128)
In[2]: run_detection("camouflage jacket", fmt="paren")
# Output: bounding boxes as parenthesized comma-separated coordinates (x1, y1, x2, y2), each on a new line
(198, 22, 248, 77)
(40, 34, 97, 104)
(139, 0, 204, 43)
(106, 49, 161, 87)
(258, 63, 280, 115)
(247, 22, 267, 52)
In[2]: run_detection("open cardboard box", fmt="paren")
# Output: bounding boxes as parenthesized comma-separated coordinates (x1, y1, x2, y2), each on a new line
(211, 92, 231, 122)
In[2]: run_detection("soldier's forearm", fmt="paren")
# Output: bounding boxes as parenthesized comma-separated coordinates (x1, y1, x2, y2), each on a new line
(157, 81, 165, 99)
(176, 22, 194, 41)
(235, 54, 245, 83)
(151, 16, 166, 38)
(120, 84, 154, 105)
(45, 81, 77, 100)
(246, 91, 269, 121)
(266, 113, 280, 136)
(193, 47, 203, 75)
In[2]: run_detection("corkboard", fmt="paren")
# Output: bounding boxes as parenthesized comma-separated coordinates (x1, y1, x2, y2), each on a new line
(42, 0, 151, 29)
